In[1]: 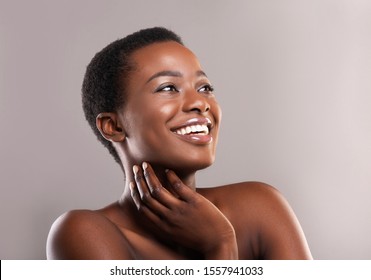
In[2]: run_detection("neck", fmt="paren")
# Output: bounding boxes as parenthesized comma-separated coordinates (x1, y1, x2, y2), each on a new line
(118, 159, 197, 206)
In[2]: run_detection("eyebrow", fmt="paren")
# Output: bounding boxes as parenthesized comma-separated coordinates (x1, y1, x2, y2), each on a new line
(146, 70, 208, 84)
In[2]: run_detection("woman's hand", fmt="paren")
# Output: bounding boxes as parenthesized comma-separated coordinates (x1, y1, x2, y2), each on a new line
(130, 162, 238, 259)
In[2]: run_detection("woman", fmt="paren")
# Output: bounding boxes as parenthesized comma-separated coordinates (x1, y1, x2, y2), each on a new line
(47, 27, 312, 259)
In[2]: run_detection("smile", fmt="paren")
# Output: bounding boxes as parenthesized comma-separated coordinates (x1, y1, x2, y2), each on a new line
(170, 118, 213, 144)
(174, 124, 209, 136)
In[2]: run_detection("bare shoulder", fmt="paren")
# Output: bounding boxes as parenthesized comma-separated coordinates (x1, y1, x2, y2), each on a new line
(198, 181, 282, 211)
(46, 209, 133, 259)
(198, 182, 312, 259)
(198, 182, 288, 230)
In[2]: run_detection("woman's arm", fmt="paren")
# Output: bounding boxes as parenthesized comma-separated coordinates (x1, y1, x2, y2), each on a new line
(46, 210, 133, 259)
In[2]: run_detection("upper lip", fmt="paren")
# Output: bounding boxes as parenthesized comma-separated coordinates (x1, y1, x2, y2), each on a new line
(170, 117, 213, 132)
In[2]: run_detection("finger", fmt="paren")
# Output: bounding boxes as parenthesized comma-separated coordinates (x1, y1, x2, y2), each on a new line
(129, 181, 141, 209)
(133, 165, 169, 214)
(142, 162, 180, 208)
(165, 169, 196, 202)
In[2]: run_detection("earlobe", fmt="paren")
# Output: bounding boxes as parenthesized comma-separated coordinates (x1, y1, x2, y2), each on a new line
(96, 113, 126, 142)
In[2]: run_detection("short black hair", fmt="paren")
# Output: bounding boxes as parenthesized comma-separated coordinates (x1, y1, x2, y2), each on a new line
(82, 27, 183, 164)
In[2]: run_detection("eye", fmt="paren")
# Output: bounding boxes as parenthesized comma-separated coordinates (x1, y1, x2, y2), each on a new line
(198, 84, 215, 94)
(155, 84, 179, 93)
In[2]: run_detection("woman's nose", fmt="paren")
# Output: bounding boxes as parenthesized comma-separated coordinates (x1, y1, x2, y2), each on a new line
(182, 89, 210, 113)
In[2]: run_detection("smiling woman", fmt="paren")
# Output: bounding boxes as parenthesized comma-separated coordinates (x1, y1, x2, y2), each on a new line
(46, 27, 312, 260)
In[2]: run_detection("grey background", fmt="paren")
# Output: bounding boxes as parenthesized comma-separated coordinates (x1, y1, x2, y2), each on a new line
(1, 0, 370, 259)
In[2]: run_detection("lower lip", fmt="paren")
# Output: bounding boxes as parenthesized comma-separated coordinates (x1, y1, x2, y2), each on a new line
(172, 133, 213, 145)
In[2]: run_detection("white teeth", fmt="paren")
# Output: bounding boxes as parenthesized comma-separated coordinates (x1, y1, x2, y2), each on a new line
(175, 124, 209, 135)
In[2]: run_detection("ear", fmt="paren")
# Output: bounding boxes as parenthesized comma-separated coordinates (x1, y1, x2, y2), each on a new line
(96, 112, 126, 142)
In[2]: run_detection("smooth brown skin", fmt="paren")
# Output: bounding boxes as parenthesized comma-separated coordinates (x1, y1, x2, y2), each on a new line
(47, 42, 312, 260)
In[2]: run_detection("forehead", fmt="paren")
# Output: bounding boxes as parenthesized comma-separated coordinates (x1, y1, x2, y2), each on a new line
(129, 41, 202, 76)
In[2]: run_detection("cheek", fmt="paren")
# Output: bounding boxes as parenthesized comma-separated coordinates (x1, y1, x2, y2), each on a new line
(122, 98, 179, 148)
(216, 102, 222, 121)
(157, 101, 179, 116)
(211, 99, 222, 125)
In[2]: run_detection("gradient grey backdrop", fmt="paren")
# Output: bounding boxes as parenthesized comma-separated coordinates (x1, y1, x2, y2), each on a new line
(1, 0, 370, 259)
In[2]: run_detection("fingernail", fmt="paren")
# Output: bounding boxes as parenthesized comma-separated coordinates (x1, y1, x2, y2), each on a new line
(165, 169, 169, 173)
(142, 162, 148, 170)
(129, 181, 134, 190)
(133, 165, 139, 174)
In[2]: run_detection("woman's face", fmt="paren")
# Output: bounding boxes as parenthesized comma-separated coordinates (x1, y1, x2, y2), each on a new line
(119, 41, 221, 173)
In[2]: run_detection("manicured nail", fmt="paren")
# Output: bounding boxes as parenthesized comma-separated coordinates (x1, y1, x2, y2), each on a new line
(133, 165, 139, 174)
(129, 181, 134, 190)
(142, 162, 148, 170)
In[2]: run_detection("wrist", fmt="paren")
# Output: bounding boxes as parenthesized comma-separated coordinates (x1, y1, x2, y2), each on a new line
(203, 233, 238, 260)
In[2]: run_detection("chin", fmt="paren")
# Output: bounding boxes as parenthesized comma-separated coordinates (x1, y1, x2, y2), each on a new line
(169, 155, 215, 174)
(138, 144, 216, 173)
